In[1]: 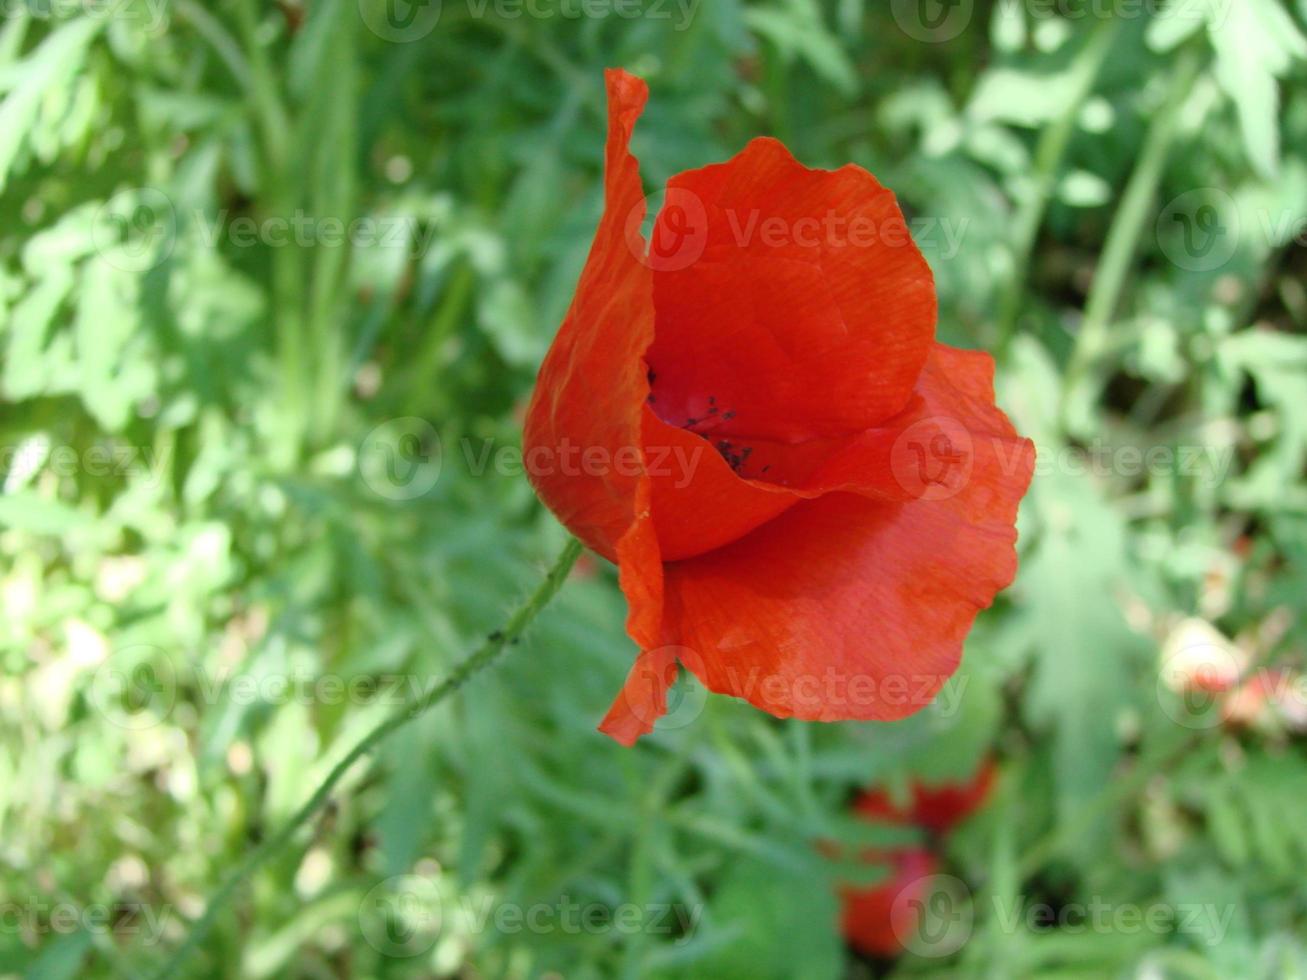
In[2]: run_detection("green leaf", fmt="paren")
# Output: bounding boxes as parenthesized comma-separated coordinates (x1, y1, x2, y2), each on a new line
(0, 18, 101, 192)
(1207, 0, 1307, 177)
(745, 0, 857, 96)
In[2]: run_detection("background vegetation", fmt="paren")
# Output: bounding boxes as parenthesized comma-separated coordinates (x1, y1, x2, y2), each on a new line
(3, 0, 1307, 976)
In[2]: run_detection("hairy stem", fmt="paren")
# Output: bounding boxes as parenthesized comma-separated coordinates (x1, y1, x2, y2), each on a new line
(150, 537, 585, 979)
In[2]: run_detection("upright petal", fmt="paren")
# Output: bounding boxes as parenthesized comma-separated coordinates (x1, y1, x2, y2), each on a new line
(523, 69, 656, 562)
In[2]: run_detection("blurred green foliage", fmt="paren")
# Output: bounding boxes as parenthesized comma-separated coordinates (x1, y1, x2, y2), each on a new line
(2, 0, 1307, 977)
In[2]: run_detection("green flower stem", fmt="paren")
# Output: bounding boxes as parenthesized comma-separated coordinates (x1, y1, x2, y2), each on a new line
(1062, 46, 1203, 417)
(151, 537, 584, 980)
(996, 17, 1121, 355)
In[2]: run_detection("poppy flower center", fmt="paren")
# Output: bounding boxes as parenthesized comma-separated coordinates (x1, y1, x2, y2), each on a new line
(645, 370, 774, 478)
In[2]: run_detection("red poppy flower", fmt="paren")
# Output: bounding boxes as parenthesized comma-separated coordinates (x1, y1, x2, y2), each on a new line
(524, 69, 1035, 744)
(840, 847, 938, 959)
(853, 757, 997, 837)
(840, 760, 995, 958)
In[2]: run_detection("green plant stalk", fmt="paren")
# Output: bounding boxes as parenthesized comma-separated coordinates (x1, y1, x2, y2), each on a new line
(174, 0, 251, 89)
(404, 260, 476, 419)
(996, 17, 1121, 354)
(233, 0, 308, 465)
(619, 733, 698, 979)
(306, 6, 360, 447)
(150, 537, 585, 980)
(1063, 47, 1203, 408)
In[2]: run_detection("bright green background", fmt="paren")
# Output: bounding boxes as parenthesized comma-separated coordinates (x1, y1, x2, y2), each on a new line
(3, 0, 1307, 977)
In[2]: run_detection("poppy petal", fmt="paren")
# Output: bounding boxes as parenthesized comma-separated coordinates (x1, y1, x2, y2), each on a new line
(643, 406, 799, 561)
(657, 347, 1034, 723)
(909, 758, 997, 835)
(852, 757, 997, 836)
(641, 344, 1021, 559)
(645, 137, 936, 444)
(523, 69, 655, 561)
(840, 848, 937, 958)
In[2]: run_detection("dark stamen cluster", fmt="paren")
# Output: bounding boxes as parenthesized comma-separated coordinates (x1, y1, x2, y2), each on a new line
(681, 395, 737, 431)
(715, 439, 753, 473)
